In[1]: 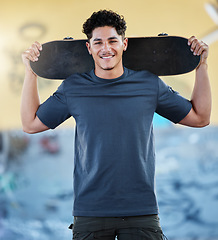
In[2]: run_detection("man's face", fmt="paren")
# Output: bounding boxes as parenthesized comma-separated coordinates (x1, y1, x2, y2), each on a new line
(86, 26, 128, 77)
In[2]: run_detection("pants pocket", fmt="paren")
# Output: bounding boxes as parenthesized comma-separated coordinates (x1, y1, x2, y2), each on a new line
(117, 227, 166, 240)
(141, 227, 168, 240)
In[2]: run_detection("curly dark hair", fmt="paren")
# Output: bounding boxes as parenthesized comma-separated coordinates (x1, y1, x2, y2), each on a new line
(82, 10, 127, 40)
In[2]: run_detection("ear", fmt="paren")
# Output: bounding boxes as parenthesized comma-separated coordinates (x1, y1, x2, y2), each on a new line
(123, 38, 128, 51)
(86, 41, 92, 55)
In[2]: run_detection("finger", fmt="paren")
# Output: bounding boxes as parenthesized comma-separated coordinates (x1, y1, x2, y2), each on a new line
(30, 42, 42, 58)
(188, 36, 196, 46)
(193, 41, 204, 56)
(188, 37, 205, 57)
(22, 50, 37, 63)
(32, 41, 43, 55)
(23, 46, 39, 62)
(27, 41, 43, 61)
(190, 38, 209, 59)
(34, 41, 42, 51)
(196, 41, 208, 56)
(28, 48, 38, 61)
(190, 38, 199, 53)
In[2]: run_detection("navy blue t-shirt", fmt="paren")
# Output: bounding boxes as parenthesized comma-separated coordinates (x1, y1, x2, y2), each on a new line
(36, 68, 192, 217)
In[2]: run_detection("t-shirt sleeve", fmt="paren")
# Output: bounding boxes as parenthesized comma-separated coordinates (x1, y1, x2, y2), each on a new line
(36, 81, 71, 129)
(156, 78, 192, 124)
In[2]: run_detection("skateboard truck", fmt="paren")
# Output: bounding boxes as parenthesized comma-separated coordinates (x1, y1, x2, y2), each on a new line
(158, 33, 168, 36)
(63, 36, 74, 40)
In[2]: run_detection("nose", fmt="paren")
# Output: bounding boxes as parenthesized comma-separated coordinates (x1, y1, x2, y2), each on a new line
(102, 42, 111, 52)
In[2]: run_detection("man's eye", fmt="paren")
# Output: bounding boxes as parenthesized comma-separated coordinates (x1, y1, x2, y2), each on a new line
(110, 40, 118, 43)
(94, 42, 102, 45)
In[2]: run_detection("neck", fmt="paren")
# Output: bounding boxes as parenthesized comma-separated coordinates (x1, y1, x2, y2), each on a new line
(95, 69, 124, 79)
(94, 64, 124, 79)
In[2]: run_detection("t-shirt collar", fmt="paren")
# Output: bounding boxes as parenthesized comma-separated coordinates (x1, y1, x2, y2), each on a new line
(90, 67, 128, 83)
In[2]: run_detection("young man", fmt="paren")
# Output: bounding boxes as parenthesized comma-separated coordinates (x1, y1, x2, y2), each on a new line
(21, 10, 211, 240)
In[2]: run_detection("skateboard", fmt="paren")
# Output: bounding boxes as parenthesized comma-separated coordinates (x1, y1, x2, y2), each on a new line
(30, 35, 201, 79)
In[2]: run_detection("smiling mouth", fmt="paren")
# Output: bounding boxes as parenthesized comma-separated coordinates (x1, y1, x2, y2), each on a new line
(100, 55, 115, 59)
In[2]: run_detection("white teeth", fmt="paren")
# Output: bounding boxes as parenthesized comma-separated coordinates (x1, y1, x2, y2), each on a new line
(101, 56, 113, 59)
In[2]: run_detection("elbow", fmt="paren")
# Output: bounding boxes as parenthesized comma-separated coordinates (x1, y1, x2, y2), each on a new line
(179, 107, 211, 128)
(22, 124, 40, 134)
(22, 126, 37, 134)
(196, 118, 210, 128)
(21, 119, 49, 134)
(201, 120, 210, 128)
(21, 116, 41, 134)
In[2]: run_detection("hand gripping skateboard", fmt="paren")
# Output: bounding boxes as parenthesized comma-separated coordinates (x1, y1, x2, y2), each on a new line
(30, 35, 201, 79)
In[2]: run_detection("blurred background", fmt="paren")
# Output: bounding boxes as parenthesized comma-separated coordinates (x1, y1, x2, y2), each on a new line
(0, 0, 218, 239)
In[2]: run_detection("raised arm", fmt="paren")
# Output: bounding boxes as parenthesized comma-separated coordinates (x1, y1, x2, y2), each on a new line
(21, 42, 49, 133)
(179, 36, 212, 127)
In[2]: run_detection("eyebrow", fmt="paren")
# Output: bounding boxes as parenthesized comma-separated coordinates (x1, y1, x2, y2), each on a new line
(93, 36, 119, 42)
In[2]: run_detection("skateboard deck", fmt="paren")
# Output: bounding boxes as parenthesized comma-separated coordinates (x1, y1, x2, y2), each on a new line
(30, 36, 201, 79)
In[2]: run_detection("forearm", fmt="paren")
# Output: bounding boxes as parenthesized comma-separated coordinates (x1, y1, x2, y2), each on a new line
(20, 70, 40, 131)
(191, 61, 211, 125)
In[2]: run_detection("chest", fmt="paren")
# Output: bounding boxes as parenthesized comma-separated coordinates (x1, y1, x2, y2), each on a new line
(67, 94, 156, 129)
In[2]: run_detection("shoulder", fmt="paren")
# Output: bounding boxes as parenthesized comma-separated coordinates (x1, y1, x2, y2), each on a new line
(64, 71, 93, 84)
(125, 68, 160, 85)
(126, 67, 158, 77)
(61, 71, 93, 90)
